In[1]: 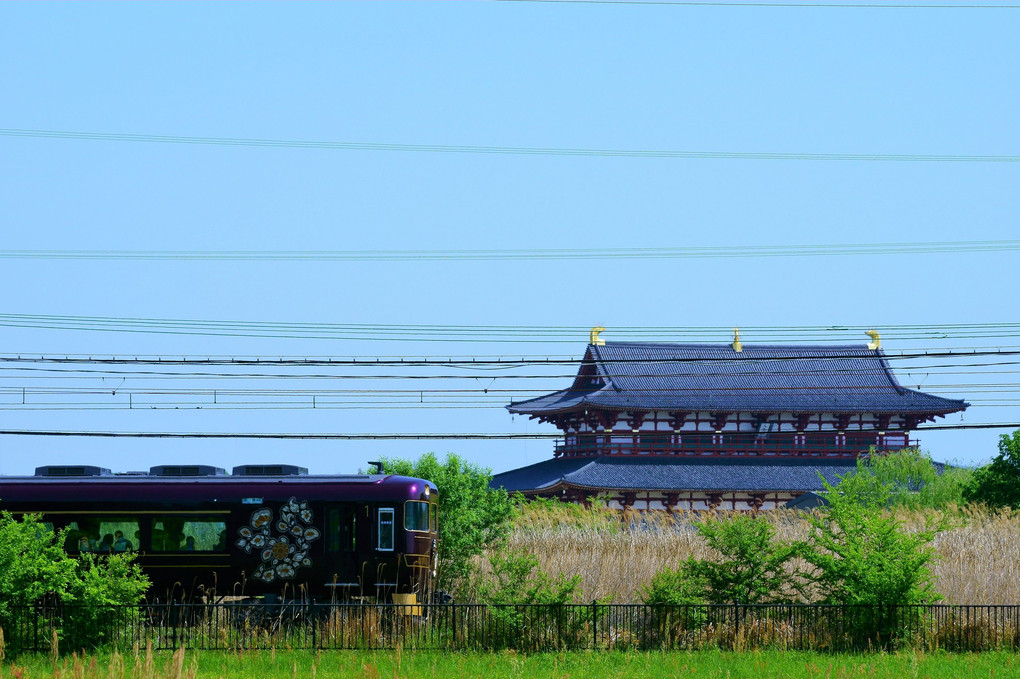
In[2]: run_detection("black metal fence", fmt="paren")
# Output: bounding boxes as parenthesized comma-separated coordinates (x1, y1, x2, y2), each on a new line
(4, 603, 1020, 655)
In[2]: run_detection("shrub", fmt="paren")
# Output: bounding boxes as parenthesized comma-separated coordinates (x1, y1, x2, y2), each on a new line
(67, 552, 150, 607)
(379, 453, 516, 593)
(803, 472, 945, 607)
(963, 430, 1020, 509)
(0, 512, 149, 654)
(640, 558, 709, 643)
(857, 447, 971, 509)
(641, 561, 706, 606)
(478, 547, 582, 607)
(689, 514, 805, 605)
(642, 513, 803, 606)
(475, 547, 583, 649)
(0, 512, 76, 630)
(61, 553, 150, 650)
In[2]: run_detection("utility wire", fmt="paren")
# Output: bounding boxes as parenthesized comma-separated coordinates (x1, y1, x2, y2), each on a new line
(4, 314, 1020, 335)
(0, 242, 1019, 263)
(0, 423, 1015, 439)
(0, 383, 1010, 395)
(7, 404, 939, 412)
(3, 348, 1020, 366)
(6, 367, 1020, 381)
(500, 0, 1020, 8)
(2, 128, 1019, 163)
(6, 314, 1020, 344)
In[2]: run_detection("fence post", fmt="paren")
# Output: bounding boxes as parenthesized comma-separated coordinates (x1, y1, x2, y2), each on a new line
(43, 601, 1020, 654)
(733, 603, 739, 650)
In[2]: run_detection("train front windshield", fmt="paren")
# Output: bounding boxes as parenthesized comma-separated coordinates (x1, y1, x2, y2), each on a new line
(404, 501, 430, 532)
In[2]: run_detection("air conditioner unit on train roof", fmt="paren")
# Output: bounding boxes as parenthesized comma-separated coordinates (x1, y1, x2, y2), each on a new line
(232, 464, 308, 476)
(148, 465, 226, 477)
(34, 465, 112, 477)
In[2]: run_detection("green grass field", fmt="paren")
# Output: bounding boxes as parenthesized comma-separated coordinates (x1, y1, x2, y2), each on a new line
(3, 649, 1017, 679)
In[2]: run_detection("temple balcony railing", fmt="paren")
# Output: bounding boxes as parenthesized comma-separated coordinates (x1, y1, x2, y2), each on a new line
(553, 433, 918, 458)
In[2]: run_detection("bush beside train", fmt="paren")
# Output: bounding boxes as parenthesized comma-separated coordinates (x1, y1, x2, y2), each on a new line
(0, 464, 439, 605)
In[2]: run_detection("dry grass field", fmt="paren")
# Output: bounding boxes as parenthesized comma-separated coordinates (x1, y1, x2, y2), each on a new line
(487, 503, 1020, 604)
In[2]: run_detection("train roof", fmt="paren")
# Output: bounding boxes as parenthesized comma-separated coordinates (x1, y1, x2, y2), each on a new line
(0, 466, 437, 505)
(6, 464, 430, 484)
(0, 474, 428, 485)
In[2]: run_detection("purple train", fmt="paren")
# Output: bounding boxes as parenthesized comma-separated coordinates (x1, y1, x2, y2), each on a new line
(0, 464, 438, 604)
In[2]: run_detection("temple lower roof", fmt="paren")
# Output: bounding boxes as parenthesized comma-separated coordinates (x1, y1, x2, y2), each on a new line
(491, 455, 867, 494)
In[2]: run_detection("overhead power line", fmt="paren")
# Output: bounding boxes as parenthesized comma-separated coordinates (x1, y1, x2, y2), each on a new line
(0, 241, 1019, 263)
(502, 0, 1020, 8)
(6, 366, 1020, 381)
(2, 405, 1017, 412)
(0, 430, 557, 439)
(0, 383, 1008, 396)
(3, 347, 1020, 366)
(2, 128, 1019, 163)
(0, 423, 1015, 439)
(4, 315, 1020, 344)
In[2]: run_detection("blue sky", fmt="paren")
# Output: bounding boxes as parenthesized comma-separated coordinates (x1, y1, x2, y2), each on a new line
(0, 2, 1017, 476)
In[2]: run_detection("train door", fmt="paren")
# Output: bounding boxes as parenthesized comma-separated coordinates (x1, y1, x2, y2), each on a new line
(373, 505, 397, 600)
(324, 503, 360, 599)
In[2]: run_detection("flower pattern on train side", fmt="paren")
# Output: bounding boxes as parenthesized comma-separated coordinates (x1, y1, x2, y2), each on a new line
(236, 497, 321, 582)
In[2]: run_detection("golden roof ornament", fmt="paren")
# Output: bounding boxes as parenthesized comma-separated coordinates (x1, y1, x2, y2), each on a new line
(590, 326, 606, 346)
(866, 329, 881, 351)
(732, 327, 743, 353)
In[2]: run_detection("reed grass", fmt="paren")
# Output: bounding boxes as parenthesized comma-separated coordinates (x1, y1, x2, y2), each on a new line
(494, 503, 1020, 604)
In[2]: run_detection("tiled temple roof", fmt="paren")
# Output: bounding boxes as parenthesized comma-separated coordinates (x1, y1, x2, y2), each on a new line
(507, 342, 967, 416)
(490, 455, 861, 494)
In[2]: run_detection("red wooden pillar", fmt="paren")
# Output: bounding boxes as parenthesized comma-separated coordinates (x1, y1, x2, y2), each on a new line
(626, 411, 646, 454)
(875, 414, 892, 449)
(667, 411, 689, 455)
(710, 412, 731, 448)
(794, 413, 812, 452)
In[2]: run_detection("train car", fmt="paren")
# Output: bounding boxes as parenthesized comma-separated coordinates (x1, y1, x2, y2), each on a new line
(0, 464, 438, 605)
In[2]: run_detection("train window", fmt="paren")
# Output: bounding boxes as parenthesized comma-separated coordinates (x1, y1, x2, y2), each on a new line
(65, 518, 140, 553)
(151, 518, 227, 552)
(327, 507, 341, 551)
(377, 507, 394, 551)
(404, 501, 430, 532)
(326, 507, 358, 552)
(344, 510, 357, 552)
(430, 502, 437, 533)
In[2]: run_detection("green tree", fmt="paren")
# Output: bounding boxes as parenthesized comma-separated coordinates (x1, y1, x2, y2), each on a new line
(475, 547, 583, 649)
(641, 514, 803, 606)
(857, 447, 970, 509)
(0, 512, 149, 653)
(379, 453, 516, 592)
(690, 514, 805, 604)
(802, 472, 944, 606)
(67, 552, 150, 606)
(0, 512, 77, 625)
(641, 560, 706, 606)
(477, 548, 581, 606)
(61, 553, 150, 650)
(963, 430, 1020, 508)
